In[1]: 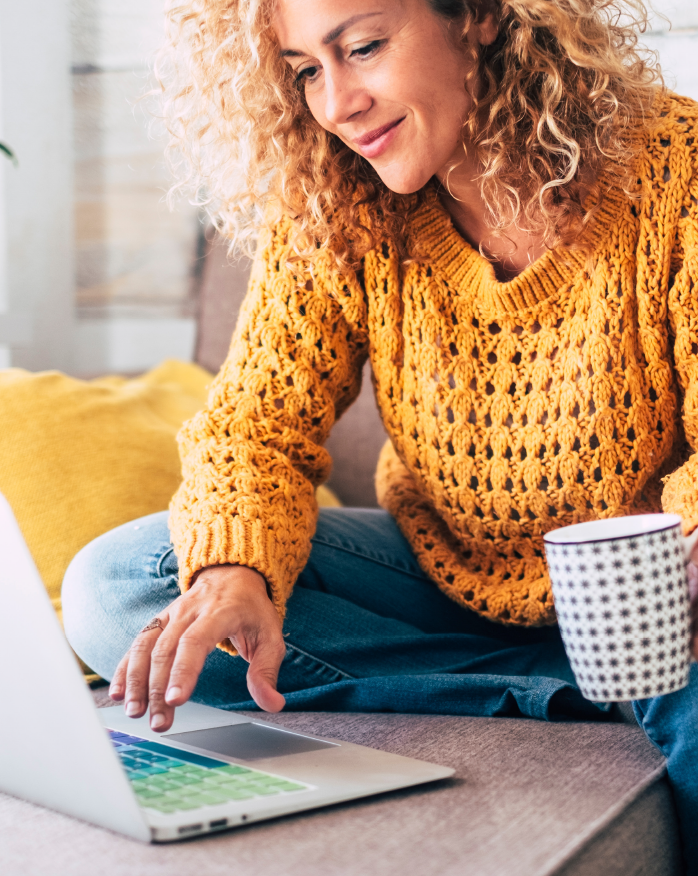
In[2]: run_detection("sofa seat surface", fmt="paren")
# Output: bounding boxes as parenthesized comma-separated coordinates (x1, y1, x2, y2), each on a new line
(0, 696, 680, 876)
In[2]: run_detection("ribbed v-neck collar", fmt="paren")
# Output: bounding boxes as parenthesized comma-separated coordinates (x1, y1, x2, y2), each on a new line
(409, 183, 627, 316)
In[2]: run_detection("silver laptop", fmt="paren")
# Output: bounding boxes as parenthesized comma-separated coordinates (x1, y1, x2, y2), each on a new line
(0, 492, 453, 842)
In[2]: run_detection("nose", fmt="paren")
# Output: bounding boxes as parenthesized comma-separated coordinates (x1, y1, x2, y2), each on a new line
(322, 64, 371, 127)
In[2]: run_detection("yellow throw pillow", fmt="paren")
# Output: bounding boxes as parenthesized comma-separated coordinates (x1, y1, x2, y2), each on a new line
(0, 360, 211, 626)
(0, 359, 340, 635)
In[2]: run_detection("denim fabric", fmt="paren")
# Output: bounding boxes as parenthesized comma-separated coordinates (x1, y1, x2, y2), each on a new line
(633, 667, 698, 873)
(63, 507, 697, 872)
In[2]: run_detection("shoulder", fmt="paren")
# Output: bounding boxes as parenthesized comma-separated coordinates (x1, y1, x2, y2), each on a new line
(251, 213, 296, 271)
(248, 212, 368, 318)
(652, 91, 698, 126)
(644, 92, 698, 164)
(249, 212, 316, 292)
(629, 91, 698, 224)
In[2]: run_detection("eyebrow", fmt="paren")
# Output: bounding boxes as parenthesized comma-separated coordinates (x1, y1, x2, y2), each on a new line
(280, 12, 383, 58)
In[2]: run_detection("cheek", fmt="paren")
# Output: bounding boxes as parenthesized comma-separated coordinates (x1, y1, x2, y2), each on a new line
(303, 92, 326, 130)
(407, 87, 469, 164)
(390, 57, 471, 141)
(425, 87, 471, 168)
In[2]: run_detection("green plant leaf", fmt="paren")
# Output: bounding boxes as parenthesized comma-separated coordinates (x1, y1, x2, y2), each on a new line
(0, 142, 18, 166)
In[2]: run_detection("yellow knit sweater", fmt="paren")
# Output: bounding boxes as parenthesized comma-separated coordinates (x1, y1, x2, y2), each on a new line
(170, 93, 698, 638)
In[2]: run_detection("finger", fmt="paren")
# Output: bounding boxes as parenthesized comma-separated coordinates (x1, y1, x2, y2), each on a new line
(688, 561, 698, 603)
(109, 651, 130, 701)
(246, 636, 287, 713)
(163, 624, 217, 712)
(147, 624, 186, 732)
(124, 621, 167, 718)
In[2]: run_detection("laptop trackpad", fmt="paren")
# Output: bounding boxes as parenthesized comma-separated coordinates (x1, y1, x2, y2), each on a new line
(165, 723, 337, 760)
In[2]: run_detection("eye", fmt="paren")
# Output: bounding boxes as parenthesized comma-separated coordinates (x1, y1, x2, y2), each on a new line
(350, 39, 384, 59)
(295, 64, 320, 86)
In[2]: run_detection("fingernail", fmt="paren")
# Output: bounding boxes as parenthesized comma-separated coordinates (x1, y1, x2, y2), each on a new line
(165, 686, 181, 703)
(125, 701, 140, 717)
(109, 685, 122, 698)
(150, 713, 165, 730)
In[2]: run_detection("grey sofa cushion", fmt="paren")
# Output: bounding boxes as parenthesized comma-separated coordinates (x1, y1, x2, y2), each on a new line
(194, 235, 387, 507)
(0, 696, 679, 876)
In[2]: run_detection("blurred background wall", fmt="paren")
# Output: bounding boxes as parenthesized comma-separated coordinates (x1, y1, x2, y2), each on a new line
(71, 0, 200, 375)
(0, 0, 199, 377)
(0, 0, 74, 373)
(644, 1, 698, 99)
(0, 0, 697, 377)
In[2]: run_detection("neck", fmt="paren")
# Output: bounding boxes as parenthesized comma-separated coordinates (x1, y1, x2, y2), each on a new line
(435, 159, 548, 283)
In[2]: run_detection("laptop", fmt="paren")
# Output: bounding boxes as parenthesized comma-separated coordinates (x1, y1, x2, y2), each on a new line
(0, 492, 454, 842)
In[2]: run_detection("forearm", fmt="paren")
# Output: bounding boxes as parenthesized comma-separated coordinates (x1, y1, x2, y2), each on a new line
(170, 221, 368, 613)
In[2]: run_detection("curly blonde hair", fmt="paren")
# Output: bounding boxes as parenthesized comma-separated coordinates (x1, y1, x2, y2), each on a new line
(158, 0, 663, 270)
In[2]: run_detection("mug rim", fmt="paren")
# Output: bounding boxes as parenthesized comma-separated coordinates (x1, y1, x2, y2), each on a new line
(543, 513, 682, 546)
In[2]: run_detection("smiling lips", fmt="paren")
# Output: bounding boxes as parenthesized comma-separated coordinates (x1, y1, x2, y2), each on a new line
(353, 117, 405, 159)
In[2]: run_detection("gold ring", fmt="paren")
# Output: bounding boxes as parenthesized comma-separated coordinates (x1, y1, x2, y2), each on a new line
(139, 617, 164, 634)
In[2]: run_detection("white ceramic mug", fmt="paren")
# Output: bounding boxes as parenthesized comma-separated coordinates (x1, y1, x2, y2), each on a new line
(544, 514, 696, 702)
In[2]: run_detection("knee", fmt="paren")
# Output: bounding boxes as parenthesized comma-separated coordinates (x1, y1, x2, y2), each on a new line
(62, 511, 172, 680)
(62, 529, 114, 658)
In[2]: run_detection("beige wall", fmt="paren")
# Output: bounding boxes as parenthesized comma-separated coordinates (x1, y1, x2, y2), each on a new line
(0, 0, 74, 372)
(645, 0, 698, 101)
(71, 0, 200, 374)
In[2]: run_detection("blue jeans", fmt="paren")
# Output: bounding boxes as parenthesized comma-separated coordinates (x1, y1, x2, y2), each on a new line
(62, 508, 698, 872)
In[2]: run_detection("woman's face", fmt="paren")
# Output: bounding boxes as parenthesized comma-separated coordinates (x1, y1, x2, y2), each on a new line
(274, 0, 496, 194)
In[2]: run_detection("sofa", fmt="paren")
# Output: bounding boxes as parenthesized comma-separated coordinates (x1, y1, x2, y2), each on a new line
(0, 233, 683, 875)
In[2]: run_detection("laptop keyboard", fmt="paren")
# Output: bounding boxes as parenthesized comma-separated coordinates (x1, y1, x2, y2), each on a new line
(108, 729, 310, 815)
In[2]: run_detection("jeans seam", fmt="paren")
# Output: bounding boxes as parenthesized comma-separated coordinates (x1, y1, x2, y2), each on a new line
(285, 641, 356, 680)
(156, 547, 175, 578)
(310, 536, 426, 580)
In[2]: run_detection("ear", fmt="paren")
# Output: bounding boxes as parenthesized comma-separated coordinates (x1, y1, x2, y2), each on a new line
(473, 12, 499, 47)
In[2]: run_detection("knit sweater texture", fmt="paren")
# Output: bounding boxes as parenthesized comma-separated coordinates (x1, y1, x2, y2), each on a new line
(170, 93, 698, 644)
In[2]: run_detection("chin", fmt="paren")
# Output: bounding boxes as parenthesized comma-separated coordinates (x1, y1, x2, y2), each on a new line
(373, 165, 433, 195)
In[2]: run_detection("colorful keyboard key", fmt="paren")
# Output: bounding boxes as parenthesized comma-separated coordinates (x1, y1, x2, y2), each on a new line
(107, 728, 311, 814)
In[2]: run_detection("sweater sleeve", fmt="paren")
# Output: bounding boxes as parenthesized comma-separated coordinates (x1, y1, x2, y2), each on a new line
(661, 132, 698, 532)
(168, 218, 369, 636)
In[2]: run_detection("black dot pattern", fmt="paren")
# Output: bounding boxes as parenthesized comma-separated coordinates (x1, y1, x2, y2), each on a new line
(545, 526, 692, 702)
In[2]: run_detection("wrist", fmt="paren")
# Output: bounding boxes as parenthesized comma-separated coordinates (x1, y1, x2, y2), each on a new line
(192, 563, 272, 600)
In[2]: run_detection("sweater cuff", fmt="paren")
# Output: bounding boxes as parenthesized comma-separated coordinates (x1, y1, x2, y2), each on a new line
(169, 512, 305, 655)
(661, 463, 698, 536)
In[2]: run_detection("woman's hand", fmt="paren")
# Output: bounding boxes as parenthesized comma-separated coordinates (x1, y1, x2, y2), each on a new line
(688, 551, 698, 659)
(108, 564, 286, 732)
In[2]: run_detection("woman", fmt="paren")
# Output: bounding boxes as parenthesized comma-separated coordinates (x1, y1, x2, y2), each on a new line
(63, 0, 698, 868)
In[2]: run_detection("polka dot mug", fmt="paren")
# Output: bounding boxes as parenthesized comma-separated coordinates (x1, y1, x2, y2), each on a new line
(544, 514, 696, 702)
